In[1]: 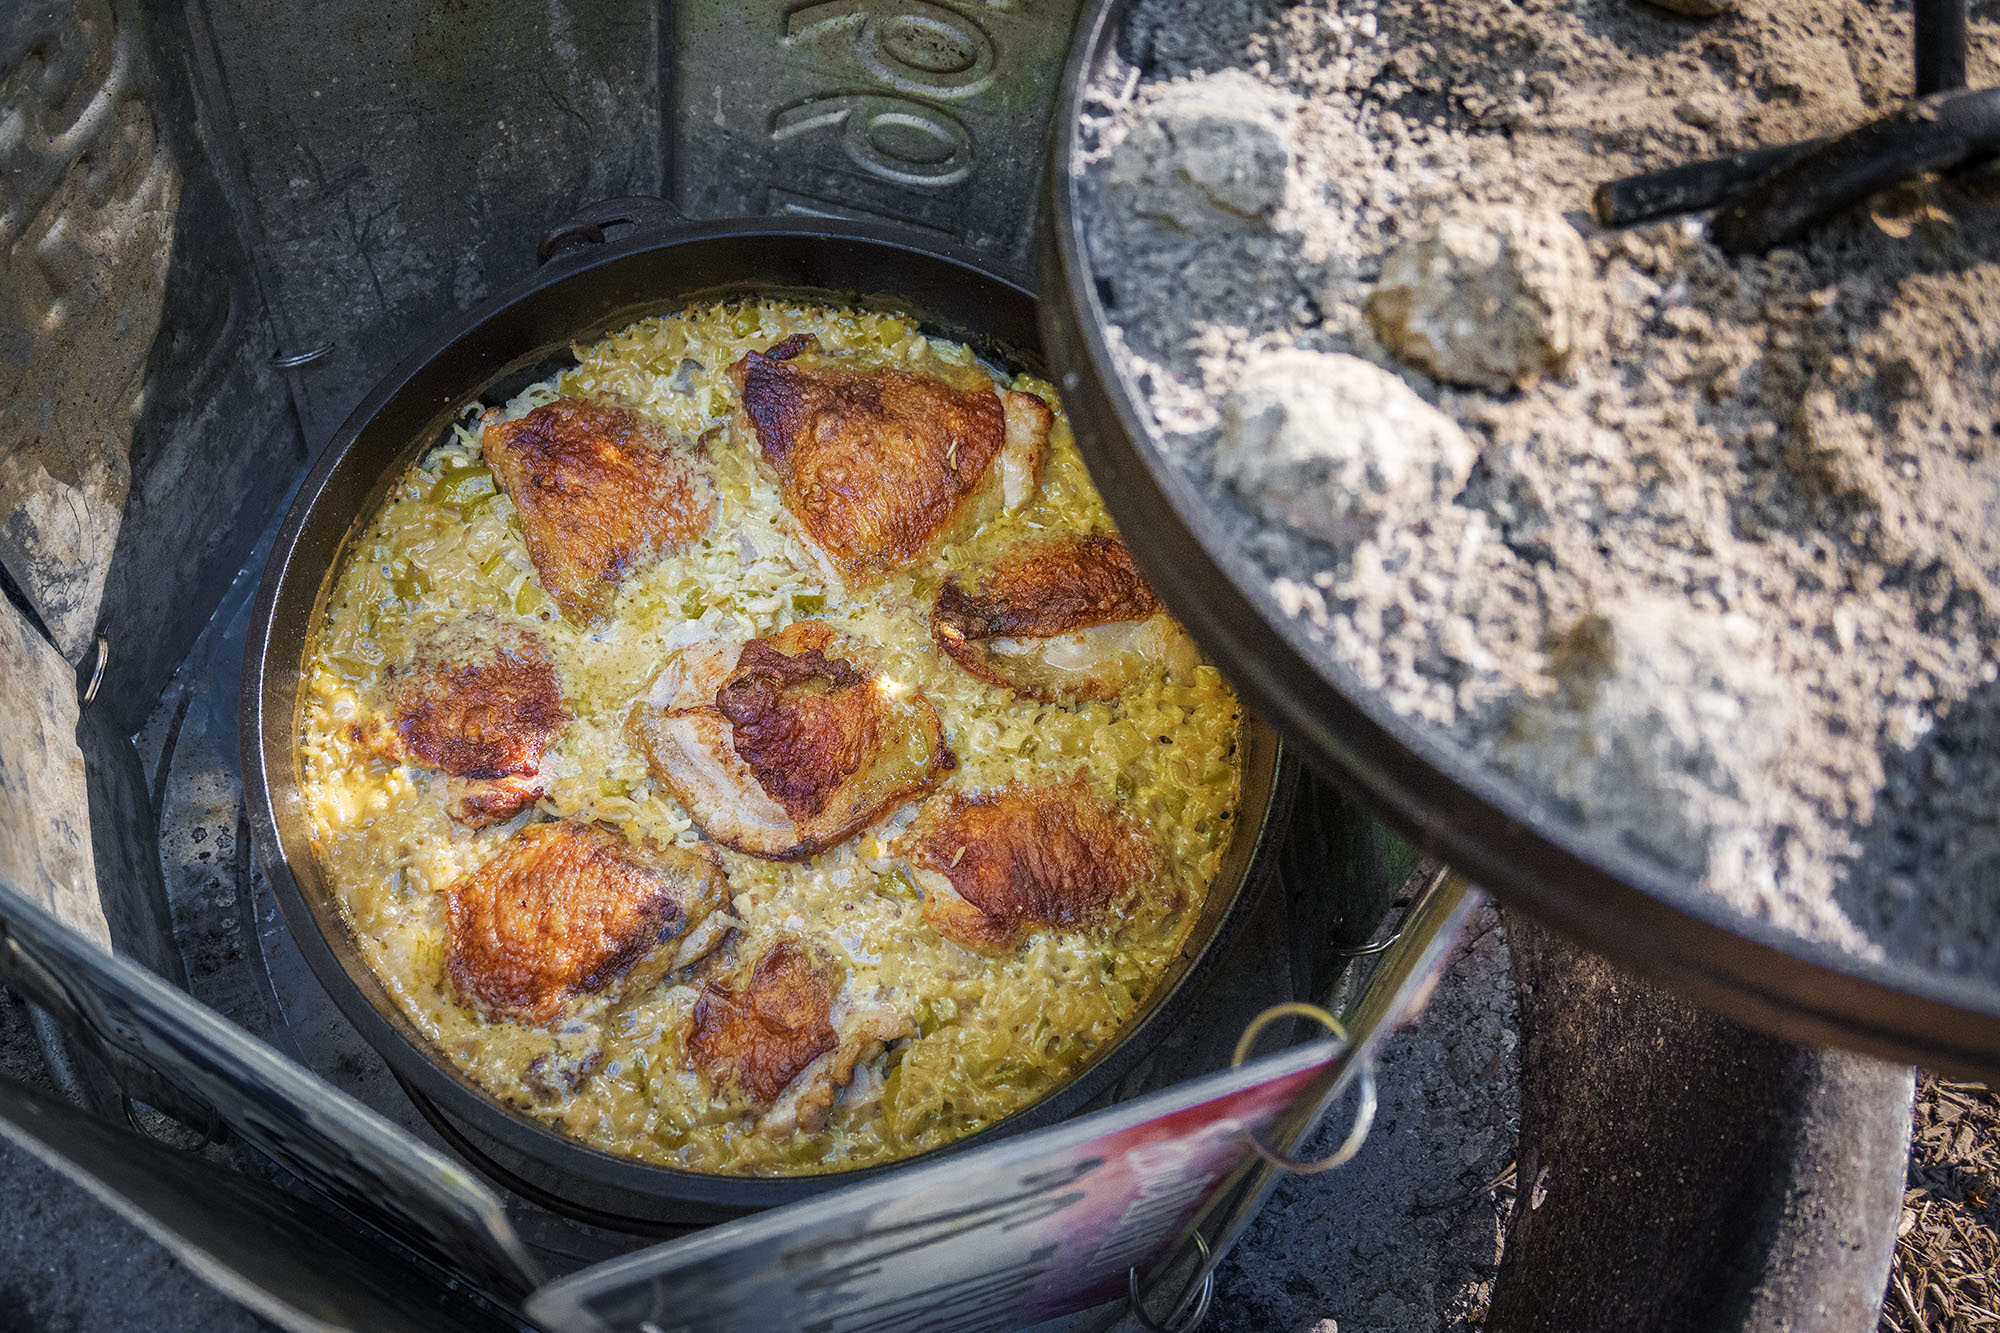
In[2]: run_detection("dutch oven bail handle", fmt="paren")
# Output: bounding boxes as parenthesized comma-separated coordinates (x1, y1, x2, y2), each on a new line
(1127, 1001, 1381, 1333)
(536, 196, 691, 267)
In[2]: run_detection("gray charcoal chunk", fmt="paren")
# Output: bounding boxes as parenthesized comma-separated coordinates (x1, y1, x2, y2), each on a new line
(1496, 598, 1792, 875)
(1105, 71, 1297, 232)
(1214, 349, 1478, 548)
(1367, 205, 1603, 392)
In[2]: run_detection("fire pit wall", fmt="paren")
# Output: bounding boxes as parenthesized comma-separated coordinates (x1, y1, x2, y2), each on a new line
(0, 1, 1912, 1327)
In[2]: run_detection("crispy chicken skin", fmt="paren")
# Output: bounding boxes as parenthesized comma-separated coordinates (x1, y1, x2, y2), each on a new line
(445, 821, 730, 1027)
(930, 533, 1197, 701)
(686, 939, 837, 1108)
(760, 991, 906, 1137)
(898, 777, 1161, 953)
(481, 398, 715, 626)
(627, 620, 956, 859)
(686, 938, 910, 1134)
(387, 619, 565, 827)
(731, 334, 1051, 584)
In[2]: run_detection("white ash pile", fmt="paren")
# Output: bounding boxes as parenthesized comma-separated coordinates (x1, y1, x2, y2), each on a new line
(1079, 0, 2000, 980)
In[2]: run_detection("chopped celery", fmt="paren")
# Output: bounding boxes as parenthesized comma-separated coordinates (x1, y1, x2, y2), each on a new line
(428, 465, 496, 508)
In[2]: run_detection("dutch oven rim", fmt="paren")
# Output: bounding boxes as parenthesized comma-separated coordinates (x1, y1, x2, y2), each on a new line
(241, 213, 1295, 1224)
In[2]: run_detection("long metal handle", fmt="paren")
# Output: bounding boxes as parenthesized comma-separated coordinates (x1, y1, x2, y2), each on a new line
(1915, 0, 1969, 95)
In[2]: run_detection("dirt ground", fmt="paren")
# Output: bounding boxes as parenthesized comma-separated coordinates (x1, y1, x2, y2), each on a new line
(1879, 1074, 2000, 1332)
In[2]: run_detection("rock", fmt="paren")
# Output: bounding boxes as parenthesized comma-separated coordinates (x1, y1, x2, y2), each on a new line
(1495, 597, 1792, 875)
(1639, 0, 1739, 17)
(0, 598, 111, 949)
(1214, 349, 1478, 548)
(0, 21, 179, 659)
(1105, 70, 1296, 232)
(1366, 205, 1604, 392)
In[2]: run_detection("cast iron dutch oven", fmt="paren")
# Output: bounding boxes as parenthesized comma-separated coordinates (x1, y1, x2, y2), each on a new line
(242, 203, 1293, 1230)
(1037, 0, 2000, 1078)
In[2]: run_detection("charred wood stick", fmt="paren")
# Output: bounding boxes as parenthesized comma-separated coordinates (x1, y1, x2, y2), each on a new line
(1714, 87, 2000, 252)
(1593, 139, 1825, 227)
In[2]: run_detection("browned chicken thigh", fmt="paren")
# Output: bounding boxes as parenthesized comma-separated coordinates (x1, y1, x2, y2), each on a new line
(444, 820, 729, 1026)
(627, 619, 956, 859)
(898, 777, 1162, 953)
(481, 398, 715, 626)
(931, 533, 1197, 701)
(731, 334, 1050, 584)
(388, 618, 565, 827)
(686, 938, 909, 1135)
(686, 938, 835, 1108)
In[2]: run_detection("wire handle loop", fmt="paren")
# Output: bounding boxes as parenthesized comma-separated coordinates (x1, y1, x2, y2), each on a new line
(1126, 1230, 1212, 1333)
(1230, 1001, 1378, 1175)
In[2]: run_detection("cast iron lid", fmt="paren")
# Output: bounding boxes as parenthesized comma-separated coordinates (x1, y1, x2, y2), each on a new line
(242, 213, 1291, 1225)
(1037, 0, 2000, 1078)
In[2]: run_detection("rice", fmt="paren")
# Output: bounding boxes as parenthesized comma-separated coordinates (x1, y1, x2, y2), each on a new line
(298, 298, 1244, 1175)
